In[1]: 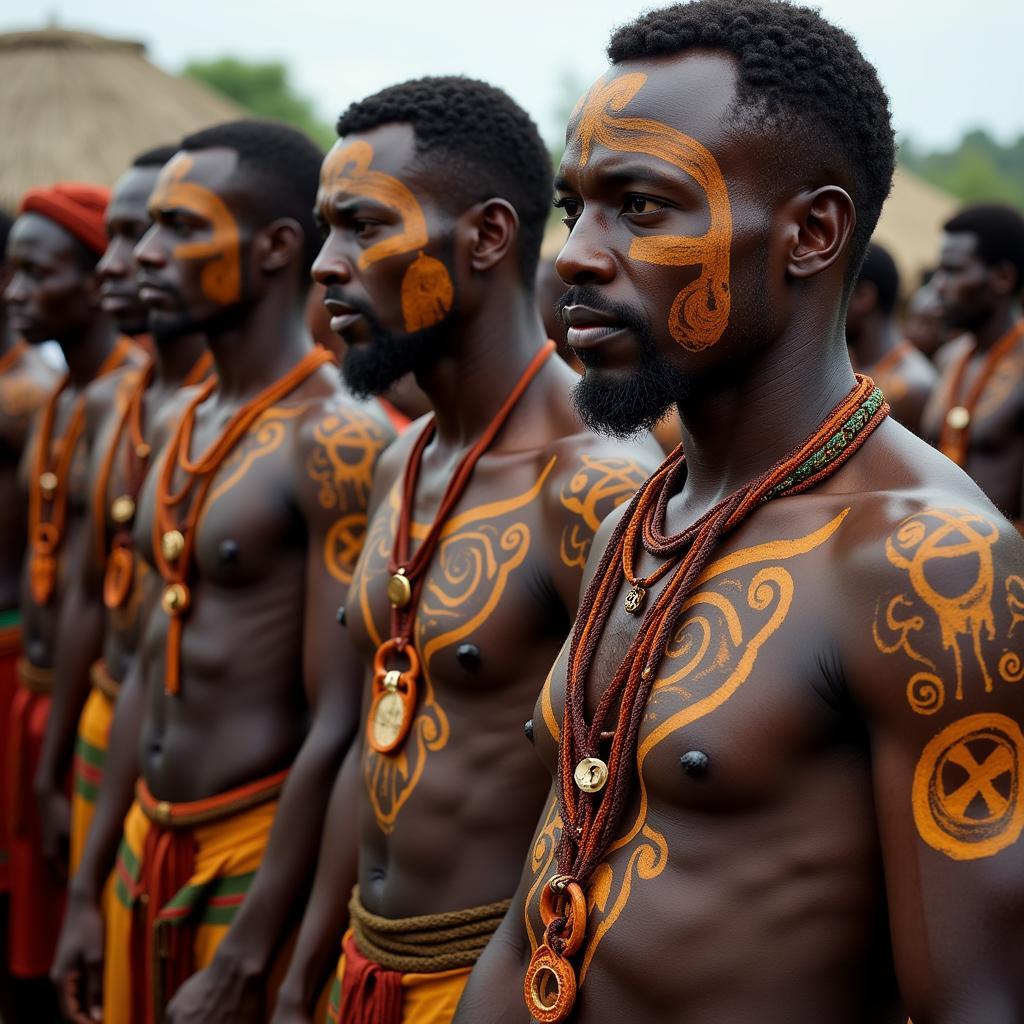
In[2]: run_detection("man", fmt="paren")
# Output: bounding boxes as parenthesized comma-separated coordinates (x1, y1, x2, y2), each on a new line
(33, 144, 211, 885)
(51, 119, 395, 1024)
(904, 276, 949, 360)
(4, 181, 141, 1020)
(922, 203, 1024, 529)
(0, 207, 61, 1023)
(455, 3, 1024, 1022)
(846, 241, 936, 435)
(269, 76, 661, 1024)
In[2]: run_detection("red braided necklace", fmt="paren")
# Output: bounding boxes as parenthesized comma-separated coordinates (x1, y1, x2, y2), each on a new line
(524, 374, 888, 1022)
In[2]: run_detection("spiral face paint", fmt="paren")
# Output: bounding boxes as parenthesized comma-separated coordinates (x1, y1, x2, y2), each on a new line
(319, 140, 454, 332)
(570, 73, 732, 352)
(148, 153, 242, 306)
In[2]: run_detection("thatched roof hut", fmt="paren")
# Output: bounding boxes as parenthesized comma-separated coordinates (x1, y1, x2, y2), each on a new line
(0, 26, 244, 211)
(541, 163, 956, 298)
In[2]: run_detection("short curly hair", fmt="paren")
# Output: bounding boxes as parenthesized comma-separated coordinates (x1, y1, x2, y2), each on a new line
(856, 241, 899, 315)
(944, 202, 1024, 294)
(608, 0, 895, 271)
(132, 144, 180, 169)
(180, 120, 325, 275)
(336, 76, 552, 286)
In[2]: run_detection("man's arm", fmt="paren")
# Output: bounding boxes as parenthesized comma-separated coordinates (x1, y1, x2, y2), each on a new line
(270, 740, 362, 1024)
(166, 399, 392, 1023)
(846, 503, 1024, 1021)
(51, 651, 147, 1022)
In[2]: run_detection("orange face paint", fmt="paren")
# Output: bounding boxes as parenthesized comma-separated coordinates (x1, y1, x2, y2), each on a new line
(149, 154, 242, 306)
(320, 141, 454, 332)
(571, 73, 732, 352)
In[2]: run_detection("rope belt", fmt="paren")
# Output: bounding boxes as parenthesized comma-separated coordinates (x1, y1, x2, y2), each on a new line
(89, 658, 121, 702)
(348, 886, 512, 974)
(17, 657, 54, 694)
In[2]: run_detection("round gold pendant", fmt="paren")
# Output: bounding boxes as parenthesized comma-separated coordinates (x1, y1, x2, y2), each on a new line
(111, 495, 135, 525)
(574, 756, 609, 793)
(39, 471, 58, 499)
(386, 570, 412, 608)
(946, 405, 971, 431)
(161, 582, 189, 615)
(161, 529, 185, 562)
(371, 690, 408, 751)
(624, 583, 646, 614)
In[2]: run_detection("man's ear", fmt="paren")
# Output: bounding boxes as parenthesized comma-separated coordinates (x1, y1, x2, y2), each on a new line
(460, 198, 520, 274)
(255, 217, 304, 274)
(784, 186, 857, 280)
(989, 259, 1019, 300)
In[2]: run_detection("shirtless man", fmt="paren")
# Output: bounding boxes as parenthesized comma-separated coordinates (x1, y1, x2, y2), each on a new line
(846, 241, 936, 434)
(4, 182, 141, 1021)
(922, 203, 1024, 529)
(0, 207, 60, 1023)
(50, 121, 394, 1024)
(904, 277, 948, 361)
(456, 3, 1024, 1022)
(269, 76, 661, 1024)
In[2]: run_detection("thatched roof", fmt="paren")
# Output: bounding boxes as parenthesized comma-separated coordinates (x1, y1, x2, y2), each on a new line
(541, 163, 956, 297)
(0, 27, 245, 211)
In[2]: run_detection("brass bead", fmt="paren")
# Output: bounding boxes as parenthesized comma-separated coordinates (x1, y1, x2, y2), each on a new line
(161, 529, 185, 562)
(386, 570, 412, 609)
(39, 471, 58, 498)
(135, 441, 152, 460)
(946, 405, 970, 431)
(161, 582, 189, 615)
(110, 495, 135, 525)
(574, 757, 609, 793)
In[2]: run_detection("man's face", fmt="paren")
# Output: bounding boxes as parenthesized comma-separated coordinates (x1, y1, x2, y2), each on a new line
(96, 165, 162, 336)
(311, 123, 456, 397)
(134, 148, 249, 340)
(3, 213, 99, 345)
(933, 232, 997, 331)
(554, 53, 776, 435)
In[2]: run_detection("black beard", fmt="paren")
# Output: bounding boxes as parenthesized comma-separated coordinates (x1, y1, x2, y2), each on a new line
(334, 292, 449, 398)
(559, 286, 690, 437)
(150, 301, 246, 346)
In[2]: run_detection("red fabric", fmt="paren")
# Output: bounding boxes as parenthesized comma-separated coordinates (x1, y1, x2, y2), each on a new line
(19, 182, 111, 256)
(6, 686, 66, 977)
(339, 929, 404, 1024)
(130, 820, 197, 1024)
(0, 637, 18, 891)
(377, 398, 412, 434)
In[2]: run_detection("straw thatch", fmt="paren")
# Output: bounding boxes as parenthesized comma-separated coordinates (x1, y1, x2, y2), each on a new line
(541, 163, 957, 297)
(0, 26, 245, 211)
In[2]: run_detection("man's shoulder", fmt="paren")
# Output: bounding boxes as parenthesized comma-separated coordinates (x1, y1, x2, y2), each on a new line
(290, 386, 397, 458)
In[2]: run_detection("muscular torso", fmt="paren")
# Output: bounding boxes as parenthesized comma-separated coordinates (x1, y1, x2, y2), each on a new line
(0, 346, 57, 611)
(133, 372, 391, 802)
(921, 334, 1024, 518)
(526, 420, 1021, 1022)
(350, 398, 659, 919)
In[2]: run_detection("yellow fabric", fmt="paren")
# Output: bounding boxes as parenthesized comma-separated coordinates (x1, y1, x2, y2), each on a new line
(327, 928, 472, 1024)
(70, 684, 115, 875)
(103, 791, 279, 1024)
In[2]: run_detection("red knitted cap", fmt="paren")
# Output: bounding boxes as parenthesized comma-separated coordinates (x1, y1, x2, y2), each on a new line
(18, 182, 111, 256)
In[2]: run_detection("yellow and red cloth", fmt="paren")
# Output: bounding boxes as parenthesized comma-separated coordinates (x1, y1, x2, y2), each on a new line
(103, 770, 288, 1024)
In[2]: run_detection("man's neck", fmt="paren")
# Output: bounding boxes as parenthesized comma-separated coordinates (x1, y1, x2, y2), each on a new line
(206, 295, 312, 403)
(676, 326, 856, 518)
(414, 290, 548, 451)
(975, 301, 1023, 351)
(58, 316, 120, 389)
(151, 332, 208, 389)
(850, 314, 901, 368)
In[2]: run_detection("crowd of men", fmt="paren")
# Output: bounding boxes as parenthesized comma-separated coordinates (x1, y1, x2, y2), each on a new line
(0, 1, 1022, 1022)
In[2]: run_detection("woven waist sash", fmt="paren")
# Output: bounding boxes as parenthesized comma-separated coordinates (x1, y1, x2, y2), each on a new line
(89, 658, 121, 702)
(135, 768, 290, 830)
(348, 885, 512, 974)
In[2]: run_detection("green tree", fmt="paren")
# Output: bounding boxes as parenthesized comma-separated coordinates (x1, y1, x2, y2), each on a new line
(183, 58, 334, 148)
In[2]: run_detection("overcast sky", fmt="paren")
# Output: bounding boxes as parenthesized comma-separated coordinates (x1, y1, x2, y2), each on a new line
(9, 0, 1023, 149)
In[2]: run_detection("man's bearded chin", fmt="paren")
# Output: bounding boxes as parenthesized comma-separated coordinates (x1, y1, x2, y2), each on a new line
(561, 287, 689, 438)
(340, 302, 448, 398)
(149, 301, 246, 347)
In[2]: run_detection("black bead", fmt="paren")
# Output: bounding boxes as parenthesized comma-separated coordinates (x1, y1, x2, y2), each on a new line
(217, 539, 239, 565)
(679, 750, 710, 777)
(336, 605, 346, 626)
(524, 719, 534, 742)
(455, 643, 481, 670)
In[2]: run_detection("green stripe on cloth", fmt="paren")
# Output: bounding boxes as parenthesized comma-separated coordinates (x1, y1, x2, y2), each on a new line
(74, 775, 100, 803)
(113, 836, 140, 909)
(74, 733, 107, 771)
(158, 870, 258, 927)
(0, 608, 20, 629)
(327, 974, 340, 1020)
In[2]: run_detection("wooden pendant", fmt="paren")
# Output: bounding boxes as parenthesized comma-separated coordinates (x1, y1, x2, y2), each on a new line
(103, 540, 135, 609)
(367, 639, 420, 754)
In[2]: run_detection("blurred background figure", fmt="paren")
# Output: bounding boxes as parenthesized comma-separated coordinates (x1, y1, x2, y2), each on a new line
(846, 241, 937, 435)
(903, 276, 950, 360)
